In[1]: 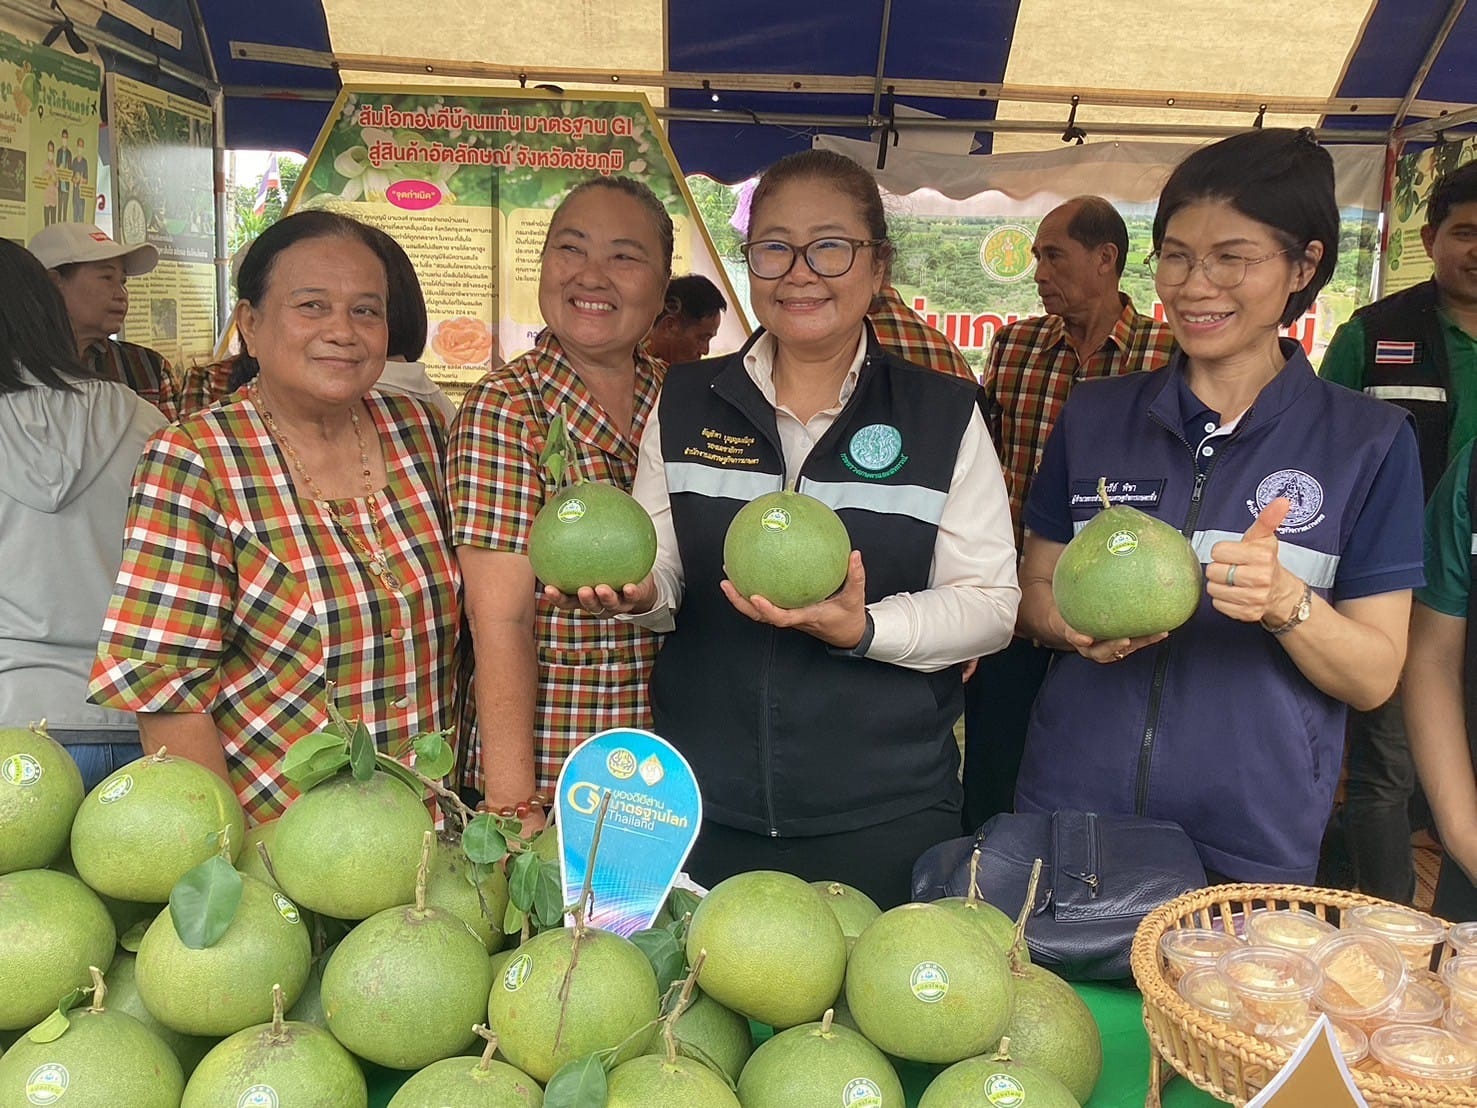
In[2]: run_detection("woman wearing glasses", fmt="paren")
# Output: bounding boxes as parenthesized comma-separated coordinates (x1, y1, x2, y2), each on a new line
(567, 150, 1019, 905)
(1014, 129, 1425, 884)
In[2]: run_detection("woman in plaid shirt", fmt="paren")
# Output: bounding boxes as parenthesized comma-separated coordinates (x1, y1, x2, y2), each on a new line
(90, 212, 460, 824)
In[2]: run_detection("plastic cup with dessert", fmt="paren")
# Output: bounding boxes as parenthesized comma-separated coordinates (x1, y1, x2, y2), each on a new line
(1309, 931, 1408, 1025)
(1160, 927, 1242, 986)
(1368, 1024, 1477, 1083)
(1216, 945, 1323, 1040)
(1344, 904, 1447, 973)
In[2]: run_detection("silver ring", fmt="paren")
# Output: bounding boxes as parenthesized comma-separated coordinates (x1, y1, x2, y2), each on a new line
(1113, 649, 1126, 661)
(1225, 565, 1238, 588)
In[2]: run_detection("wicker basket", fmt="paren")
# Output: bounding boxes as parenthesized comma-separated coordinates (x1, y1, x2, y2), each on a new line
(1131, 883, 1475, 1108)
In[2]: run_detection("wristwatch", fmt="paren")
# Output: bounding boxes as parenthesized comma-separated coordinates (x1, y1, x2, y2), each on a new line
(1264, 581, 1313, 636)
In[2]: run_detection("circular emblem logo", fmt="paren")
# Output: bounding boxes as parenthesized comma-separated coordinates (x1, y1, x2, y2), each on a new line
(983, 1073, 1027, 1107)
(2, 753, 42, 787)
(638, 754, 665, 786)
(759, 507, 791, 533)
(556, 498, 587, 523)
(98, 773, 133, 804)
(1106, 529, 1139, 557)
(503, 952, 533, 992)
(25, 1064, 69, 1106)
(1254, 469, 1324, 528)
(271, 893, 301, 925)
(238, 1086, 280, 1108)
(843, 1077, 884, 1106)
(847, 424, 903, 472)
(606, 748, 637, 780)
(979, 224, 1036, 283)
(909, 961, 949, 1003)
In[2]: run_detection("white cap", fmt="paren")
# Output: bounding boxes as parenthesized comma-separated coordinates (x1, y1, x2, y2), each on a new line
(27, 224, 159, 276)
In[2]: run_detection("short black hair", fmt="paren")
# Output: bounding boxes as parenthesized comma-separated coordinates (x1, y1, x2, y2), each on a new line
(1427, 160, 1477, 231)
(661, 274, 726, 323)
(1064, 196, 1130, 276)
(0, 239, 97, 394)
(1153, 128, 1337, 326)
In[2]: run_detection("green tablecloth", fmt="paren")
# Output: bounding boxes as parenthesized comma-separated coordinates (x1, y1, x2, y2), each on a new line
(365, 981, 1226, 1107)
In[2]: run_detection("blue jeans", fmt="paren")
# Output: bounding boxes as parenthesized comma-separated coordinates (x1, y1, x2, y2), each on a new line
(57, 738, 145, 793)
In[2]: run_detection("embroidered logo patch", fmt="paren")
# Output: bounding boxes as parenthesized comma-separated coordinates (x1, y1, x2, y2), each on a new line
(842, 423, 908, 479)
(1251, 469, 1324, 532)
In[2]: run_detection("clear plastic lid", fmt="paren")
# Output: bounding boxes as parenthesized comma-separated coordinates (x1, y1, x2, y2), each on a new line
(1450, 921, 1477, 957)
(1381, 977, 1445, 1026)
(1245, 908, 1337, 952)
(1161, 928, 1242, 976)
(1346, 905, 1447, 967)
(1217, 946, 1322, 1039)
(1311, 932, 1408, 1019)
(1177, 965, 1234, 1020)
(1442, 955, 1477, 996)
(1270, 1017, 1369, 1065)
(1368, 1024, 1477, 1082)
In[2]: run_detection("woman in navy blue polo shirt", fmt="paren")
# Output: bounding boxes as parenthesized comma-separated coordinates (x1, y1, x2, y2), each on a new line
(1014, 129, 1426, 884)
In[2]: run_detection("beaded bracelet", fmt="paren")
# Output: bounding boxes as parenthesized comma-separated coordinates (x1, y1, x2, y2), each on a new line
(477, 790, 552, 819)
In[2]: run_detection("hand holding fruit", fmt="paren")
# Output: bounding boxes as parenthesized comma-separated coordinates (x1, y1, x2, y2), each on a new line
(541, 576, 658, 619)
(1058, 619, 1168, 665)
(1207, 497, 1300, 624)
(723, 549, 870, 650)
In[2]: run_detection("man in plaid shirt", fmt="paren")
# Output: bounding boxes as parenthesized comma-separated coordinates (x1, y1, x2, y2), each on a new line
(964, 196, 1175, 832)
(868, 285, 977, 380)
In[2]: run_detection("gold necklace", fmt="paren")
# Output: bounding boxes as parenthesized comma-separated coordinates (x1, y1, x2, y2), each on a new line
(251, 381, 400, 592)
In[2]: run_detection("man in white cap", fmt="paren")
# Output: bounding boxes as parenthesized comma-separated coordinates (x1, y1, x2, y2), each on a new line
(27, 224, 181, 420)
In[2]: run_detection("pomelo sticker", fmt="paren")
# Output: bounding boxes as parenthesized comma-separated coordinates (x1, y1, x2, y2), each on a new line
(983, 1073, 1026, 1106)
(843, 1077, 884, 1106)
(25, 1063, 68, 1105)
(271, 893, 301, 925)
(238, 1086, 280, 1108)
(1106, 530, 1139, 556)
(556, 498, 587, 523)
(98, 773, 133, 803)
(606, 748, 637, 780)
(909, 961, 949, 1003)
(504, 952, 533, 991)
(760, 507, 791, 532)
(2, 753, 42, 787)
(846, 424, 904, 473)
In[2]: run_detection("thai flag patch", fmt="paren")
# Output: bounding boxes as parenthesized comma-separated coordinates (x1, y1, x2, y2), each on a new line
(1374, 340, 1421, 364)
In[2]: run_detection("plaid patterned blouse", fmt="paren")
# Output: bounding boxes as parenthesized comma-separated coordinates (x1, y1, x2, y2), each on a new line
(89, 390, 460, 824)
(984, 296, 1176, 547)
(867, 286, 977, 380)
(87, 338, 182, 421)
(447, 332, 666, 793)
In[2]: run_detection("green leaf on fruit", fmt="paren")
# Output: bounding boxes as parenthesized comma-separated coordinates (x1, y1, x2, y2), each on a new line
(630, 927, 686, 994)
(373, 753, 427, 799)
(462, 814, 508, 865)
(532, 863, 565, 929)
(508, 850, 541, 911)
(281, 729, 349, 785)
(348, 721, 375, 781)
(170, 856, 244, 949)
(678, 1040, 740, 1091)
(411, 731, 454, 779)
(503, 898, 528, 935)
(543, 1054, 607, 1108)
(26, 984, 90, 1044)
(666, 887, 702, 921)
(119, 918, 150, 952)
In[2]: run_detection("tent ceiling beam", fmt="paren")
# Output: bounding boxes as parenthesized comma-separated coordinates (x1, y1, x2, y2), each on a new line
(228, 40, 1470, 122)
(60, 0, 181, 49)
(1, 0, 213, 91)
(1392, 0, 1467, 132)
(870, 0, 894, 117)
(1397, 103, 1477, 142)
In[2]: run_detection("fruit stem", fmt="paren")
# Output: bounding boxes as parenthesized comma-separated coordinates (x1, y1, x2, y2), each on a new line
(30, 718, 49, 737)
(270, 983, 287, 1042)
(820, 1007, 835, 1034)
(86, 965, 106, 1013)
(573, 790, 614, 936)
(408, 763, 479, 831)
(415, 830, 433, 913)
(1010, 858, 1044, 975)
(662, 949, 707, 1063)
(1096, 476, 1110, 511)
(966, 848, 983, 906)
(992, 1035, 1013, 1061)
(151, 745, 169, 761)
(473, 1024, 498, 1071)
(256, 839, 280, 886)
(217, 824, 232, 861)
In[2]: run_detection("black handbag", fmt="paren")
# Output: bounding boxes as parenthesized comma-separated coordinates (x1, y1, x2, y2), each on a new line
(911, 809, 1206, 980)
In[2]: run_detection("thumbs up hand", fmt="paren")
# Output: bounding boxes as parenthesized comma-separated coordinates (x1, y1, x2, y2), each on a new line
(1207, 497, 1302, 623)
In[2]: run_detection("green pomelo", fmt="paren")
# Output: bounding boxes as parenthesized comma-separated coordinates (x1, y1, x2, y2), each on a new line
(933, 896, 1020, 961)
(687, 870, 846, 1029)
(0, 1007, 183, 1107)
(736, 1014, 904, 1108)
(918, 1052, 1080, 1108)
(136, 874, 311, 1036)
(322, 900, 493, 1069)
(0, 724, 84, 874)
(427, 834, 510, 953)
(235, 819, 281, 892)
(722, 490, 851, 609)
(846, 903, 1015, 1064)
(608, 1052, 740, 1107)
(48, 850, 162, 939)
(1002, 964, 1102, 1104)
(388, 1051, 544, 1107)
(0, 869, 115, 1030)
(528, 481, 657, 592)
(272, 771, 432, 919)
(645, 987, 753, 1084)
(1052, 497, 1201, 640)
(285, 943, 335, 1030)
(182, 1017, 366, 1108)
(70, 750, 246, 903)
(106, 952, 216, 1076)
(811, 880, 882, 955)
(487, 925, 658, 1083)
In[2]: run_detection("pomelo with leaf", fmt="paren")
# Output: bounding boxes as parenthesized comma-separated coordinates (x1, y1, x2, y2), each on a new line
(0, 869, 114, 1030)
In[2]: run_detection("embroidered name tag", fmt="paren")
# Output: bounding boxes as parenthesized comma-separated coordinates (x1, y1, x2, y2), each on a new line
(1070, 478, 1166, 510)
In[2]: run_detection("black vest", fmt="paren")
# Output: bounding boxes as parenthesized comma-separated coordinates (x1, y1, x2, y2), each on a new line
(651, 331, 979, 836)
(1354, 279, 1451, 497)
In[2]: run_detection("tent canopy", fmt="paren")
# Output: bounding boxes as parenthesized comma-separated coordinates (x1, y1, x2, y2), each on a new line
(12, 0, 1477, 180)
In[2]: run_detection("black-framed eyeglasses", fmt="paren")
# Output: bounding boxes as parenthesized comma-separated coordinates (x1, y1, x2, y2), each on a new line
(1145, 246, 1298, 289)
(740, 236, 886, 280)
